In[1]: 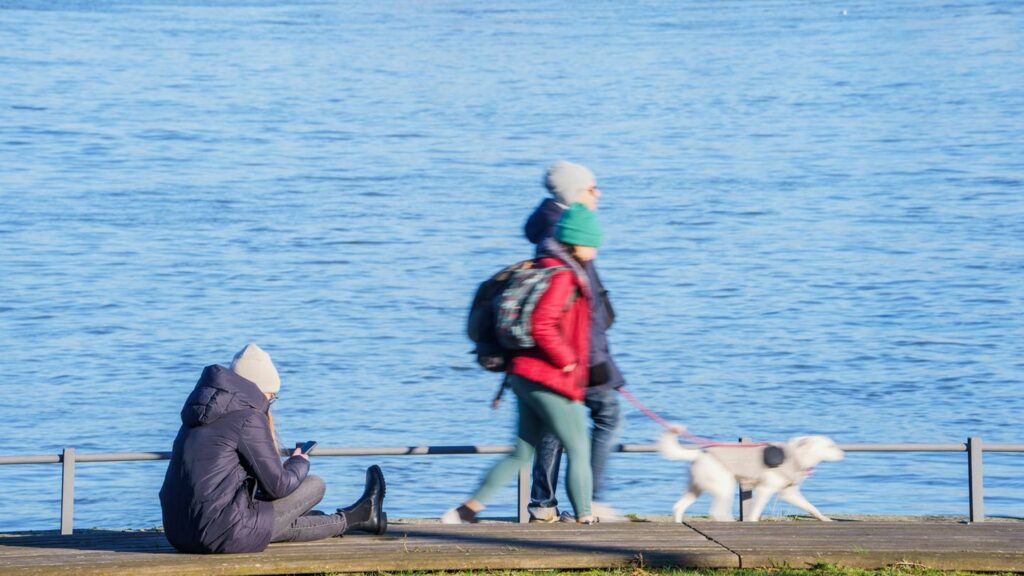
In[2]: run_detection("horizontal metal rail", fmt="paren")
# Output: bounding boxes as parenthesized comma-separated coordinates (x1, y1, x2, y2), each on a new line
(1, 440, 1021, 533)
(5, 443, 1024, 465)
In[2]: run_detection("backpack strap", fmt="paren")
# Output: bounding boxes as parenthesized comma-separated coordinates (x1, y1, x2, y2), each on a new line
(538, 238, 592, 300)
(547, 265, 580, 312)
(564, 285, 579, 311)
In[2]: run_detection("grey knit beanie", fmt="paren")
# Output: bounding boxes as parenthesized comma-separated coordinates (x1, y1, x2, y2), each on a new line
(544, 161, 596, 206)
(230, 343, 281, 394)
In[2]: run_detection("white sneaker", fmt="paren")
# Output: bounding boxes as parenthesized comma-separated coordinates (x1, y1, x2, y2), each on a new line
(558, 510, 599, 524)
(591, 502, 626, 523)
(528, 506, 560, 523)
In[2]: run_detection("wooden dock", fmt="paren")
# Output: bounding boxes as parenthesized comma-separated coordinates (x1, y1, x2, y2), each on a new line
(1, 520, 1022, 575)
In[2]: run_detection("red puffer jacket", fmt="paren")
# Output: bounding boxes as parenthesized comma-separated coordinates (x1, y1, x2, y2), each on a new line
(509, 256, 591, 401)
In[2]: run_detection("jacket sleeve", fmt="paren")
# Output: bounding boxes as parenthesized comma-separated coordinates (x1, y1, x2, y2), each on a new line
(237, 411, 309, 501)
(588, 261, 615, 329)
(530, 269, 578, 369)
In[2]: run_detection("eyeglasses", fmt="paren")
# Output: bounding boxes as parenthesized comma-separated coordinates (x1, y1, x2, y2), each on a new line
(268, 394, 279, 405)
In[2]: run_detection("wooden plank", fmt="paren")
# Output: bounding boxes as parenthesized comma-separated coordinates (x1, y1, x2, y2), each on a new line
(688, 521, 1024, 572)
(2, 521, 1022, 576)
(0, 523, 738, 575)
(0, 552, 734, 574)
(0, 524, 719, 552)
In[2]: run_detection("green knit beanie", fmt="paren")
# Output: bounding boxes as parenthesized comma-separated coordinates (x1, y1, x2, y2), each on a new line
(555, 203, 603, 248)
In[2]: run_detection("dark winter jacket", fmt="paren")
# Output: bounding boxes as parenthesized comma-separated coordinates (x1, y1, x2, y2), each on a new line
(524, 198, 566, 247)
(159, 365, 309, 554)
(525, 198, 625, 392)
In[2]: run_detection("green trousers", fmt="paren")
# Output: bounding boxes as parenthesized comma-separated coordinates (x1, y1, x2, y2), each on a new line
(471, 375, 592, 518)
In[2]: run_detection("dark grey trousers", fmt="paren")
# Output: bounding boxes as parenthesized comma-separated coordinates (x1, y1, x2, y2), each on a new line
(269, 475, 348, 542)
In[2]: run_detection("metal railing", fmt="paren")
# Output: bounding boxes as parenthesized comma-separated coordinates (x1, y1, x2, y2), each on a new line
(1, 438, 1022, 534)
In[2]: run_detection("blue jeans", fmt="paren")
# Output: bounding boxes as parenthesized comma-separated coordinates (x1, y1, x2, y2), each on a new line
(529, 387, 621, 511)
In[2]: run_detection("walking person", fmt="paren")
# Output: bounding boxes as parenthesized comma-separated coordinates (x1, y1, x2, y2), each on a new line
(525, 161, 625, 523)
(160, 343, 387, 554)
(443, 204, 603, 524)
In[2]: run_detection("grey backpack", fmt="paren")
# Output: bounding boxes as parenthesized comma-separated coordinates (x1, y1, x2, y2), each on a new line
(495, 264, 573, 350)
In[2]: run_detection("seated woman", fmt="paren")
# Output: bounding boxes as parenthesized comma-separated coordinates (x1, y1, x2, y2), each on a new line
(159, 343, 386, 554)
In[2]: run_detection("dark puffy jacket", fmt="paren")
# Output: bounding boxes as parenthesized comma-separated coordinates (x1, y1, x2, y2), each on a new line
(524, 198, 566, 247)
(525, 199, 625, 391)
(159, 365, 309, 553)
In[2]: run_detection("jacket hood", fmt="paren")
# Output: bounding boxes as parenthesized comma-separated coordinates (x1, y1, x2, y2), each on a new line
(525, 198, 566, 245)
(180, 364, 269, 428)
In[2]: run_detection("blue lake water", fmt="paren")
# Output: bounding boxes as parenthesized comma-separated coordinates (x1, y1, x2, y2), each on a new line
(1, 0, 1022, 531)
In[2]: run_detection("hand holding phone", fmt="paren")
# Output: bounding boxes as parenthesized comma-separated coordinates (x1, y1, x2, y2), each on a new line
(296, 440, 317, 455)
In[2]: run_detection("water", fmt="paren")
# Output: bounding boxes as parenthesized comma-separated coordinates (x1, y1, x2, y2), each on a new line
(1, 0, 1022, 531)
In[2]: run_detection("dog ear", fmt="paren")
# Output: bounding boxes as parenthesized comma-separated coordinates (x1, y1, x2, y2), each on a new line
(795, 436, 842, 457)
(790, 436, 811, 448)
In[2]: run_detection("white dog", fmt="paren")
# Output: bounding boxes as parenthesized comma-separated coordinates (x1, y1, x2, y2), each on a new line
(659, 431, 844, 522)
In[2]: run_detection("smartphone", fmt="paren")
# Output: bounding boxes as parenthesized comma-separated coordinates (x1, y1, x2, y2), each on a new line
(296, 440, 317, 455)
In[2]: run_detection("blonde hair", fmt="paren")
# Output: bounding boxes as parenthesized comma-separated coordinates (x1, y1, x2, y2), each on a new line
(267, 410, 282, 454)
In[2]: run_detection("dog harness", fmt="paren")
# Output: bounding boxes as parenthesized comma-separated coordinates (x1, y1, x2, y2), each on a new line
(705, 445, 806, 490)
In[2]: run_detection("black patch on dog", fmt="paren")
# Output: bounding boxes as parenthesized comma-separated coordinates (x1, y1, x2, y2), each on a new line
(763, 445, 785, 468)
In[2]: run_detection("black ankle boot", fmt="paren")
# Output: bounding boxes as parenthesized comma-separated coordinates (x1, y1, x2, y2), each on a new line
(338, 465, 387, 535)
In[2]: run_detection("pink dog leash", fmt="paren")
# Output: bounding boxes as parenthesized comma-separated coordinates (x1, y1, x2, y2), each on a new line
(617, 387, 768, 448)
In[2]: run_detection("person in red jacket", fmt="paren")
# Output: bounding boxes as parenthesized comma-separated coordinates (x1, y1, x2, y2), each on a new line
(443, 203, 602, 524)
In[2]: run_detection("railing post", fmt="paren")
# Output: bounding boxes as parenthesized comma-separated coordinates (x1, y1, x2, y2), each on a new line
(968, 436, 984, 523)
(738, 437, 752, 521)
(517, 464, 529, 523)
(61, 447, 75, 535)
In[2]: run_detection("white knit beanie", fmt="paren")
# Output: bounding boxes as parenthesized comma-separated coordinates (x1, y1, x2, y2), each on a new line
(230, 343, 281, 395)
(544, 161, 596, 206)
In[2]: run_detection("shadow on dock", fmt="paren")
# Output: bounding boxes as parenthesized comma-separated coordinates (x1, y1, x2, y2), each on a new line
(1, 520, 1023, 575)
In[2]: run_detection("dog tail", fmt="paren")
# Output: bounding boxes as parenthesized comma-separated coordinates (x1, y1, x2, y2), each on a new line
(658, 432, 701, 461)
